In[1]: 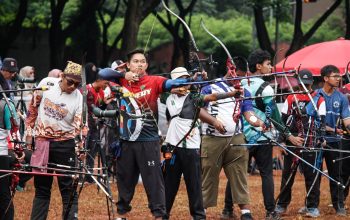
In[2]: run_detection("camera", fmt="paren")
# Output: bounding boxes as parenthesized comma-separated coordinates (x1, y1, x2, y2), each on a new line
(91, 104, 118, 118)
(16, 74, 36, 83)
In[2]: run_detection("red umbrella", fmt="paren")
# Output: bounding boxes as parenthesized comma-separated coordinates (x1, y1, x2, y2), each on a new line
(275, 38, 350, 76)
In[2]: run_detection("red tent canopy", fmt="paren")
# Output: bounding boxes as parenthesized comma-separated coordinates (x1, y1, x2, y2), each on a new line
(275, 38, 350, 76)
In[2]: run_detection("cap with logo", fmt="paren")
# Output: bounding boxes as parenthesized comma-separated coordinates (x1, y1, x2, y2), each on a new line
(298, 69, 313, 85)
(1, 58, 18, 73)
(111, 60, 126, 70)
(170, 67, 190, 80)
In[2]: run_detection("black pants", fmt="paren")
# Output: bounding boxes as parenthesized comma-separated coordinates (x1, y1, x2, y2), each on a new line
(30, 139, 78, 220)
(224, 142, 274, 212)
(85, 124, 99, 182)
(324, 141, 346, 210)
(163, 147, 205, 219)
(0, 155, 14, 220)
(277, 148, 321, 208)
(341, 138, 350, 199)
(249, 142, 274, 212)
(116, 140, 166, 218)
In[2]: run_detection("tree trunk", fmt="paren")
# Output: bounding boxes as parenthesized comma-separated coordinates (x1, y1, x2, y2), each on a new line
(253, 5, 274, 55)
(0, 0, 28, 56)
(345, 0, 350, 39)
(286, 0, 304, 56)
(49, 0, 68, 69)
(120, 0, 142, 58)
(286, 0, 342, 56)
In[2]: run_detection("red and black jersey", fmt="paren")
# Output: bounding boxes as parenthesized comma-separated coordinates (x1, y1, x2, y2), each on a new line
(281, 92, 325, 136)
(119, 74, 167, 141)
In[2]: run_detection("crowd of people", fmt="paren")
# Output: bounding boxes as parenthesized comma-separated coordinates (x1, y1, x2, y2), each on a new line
(0, 47, 349, 220)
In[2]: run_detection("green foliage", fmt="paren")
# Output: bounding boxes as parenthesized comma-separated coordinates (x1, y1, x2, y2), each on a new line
(23, 0, 51, 28)
(137, 13, 172, 49)
(303, 14, 345, 45)
(0, 1, 19, 25)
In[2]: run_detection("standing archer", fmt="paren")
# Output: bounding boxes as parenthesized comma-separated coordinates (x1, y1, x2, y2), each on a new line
(163, 67, 240, 220)
(0, 57, 20, 220)
(314, 65, 350, 216)
(201, 56, 264, 220)
(274, 69, 326, 218)
(25, 61, 85, 220)
(98, 48, 207, 219)
(241, 49, 304, 220)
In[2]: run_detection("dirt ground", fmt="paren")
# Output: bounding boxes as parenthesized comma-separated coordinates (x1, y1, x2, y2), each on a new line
(13, 170, 350, 220)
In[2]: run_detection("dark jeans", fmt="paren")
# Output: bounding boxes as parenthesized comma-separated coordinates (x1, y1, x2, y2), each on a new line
(0, 155, 14, 220)
(163, 147, 205, 219)
(276, 148, 321, 208)
(116, 140, 166, 218)
(30, 139, 78, 220)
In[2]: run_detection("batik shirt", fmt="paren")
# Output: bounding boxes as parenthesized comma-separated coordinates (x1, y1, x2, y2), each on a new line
(25, 77, 82, 140)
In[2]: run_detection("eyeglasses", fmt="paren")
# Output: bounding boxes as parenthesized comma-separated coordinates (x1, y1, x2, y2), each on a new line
(328, 75, 341, 79)
(65, 77, 81, 87)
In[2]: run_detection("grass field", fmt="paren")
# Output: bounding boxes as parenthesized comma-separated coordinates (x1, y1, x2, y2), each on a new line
(13, 170, 350, 220)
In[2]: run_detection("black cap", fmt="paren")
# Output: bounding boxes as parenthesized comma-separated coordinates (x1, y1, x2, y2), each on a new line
(1, 58, 18, 73)
(298, 69, 313, 85)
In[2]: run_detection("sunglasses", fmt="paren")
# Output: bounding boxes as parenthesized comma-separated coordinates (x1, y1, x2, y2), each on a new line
(65, 77, 81, 87)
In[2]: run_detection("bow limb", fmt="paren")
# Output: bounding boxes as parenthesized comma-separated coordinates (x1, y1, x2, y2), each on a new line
(200, 18, 234, 67)
(161, 0, 199, 52)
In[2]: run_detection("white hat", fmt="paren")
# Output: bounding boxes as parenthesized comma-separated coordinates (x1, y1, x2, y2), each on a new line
(170, 67, 190, 79)
(111, 60, 126, 70)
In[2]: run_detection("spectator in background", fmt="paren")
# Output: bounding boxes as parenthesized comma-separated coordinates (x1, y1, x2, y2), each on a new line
(111, 60, 127, 73)
(48, 69, 63, 78)
(86, 62, 98, 84)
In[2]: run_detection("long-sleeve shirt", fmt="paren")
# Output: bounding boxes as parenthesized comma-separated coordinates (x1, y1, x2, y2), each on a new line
(25, 77, 82, 141)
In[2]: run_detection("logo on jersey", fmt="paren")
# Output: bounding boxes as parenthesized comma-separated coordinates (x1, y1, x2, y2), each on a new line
(333, 101, 340, 108)
(133, 88, 151, 99)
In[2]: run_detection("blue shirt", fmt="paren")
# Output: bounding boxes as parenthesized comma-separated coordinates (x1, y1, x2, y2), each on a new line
(317, 89, 350, 142)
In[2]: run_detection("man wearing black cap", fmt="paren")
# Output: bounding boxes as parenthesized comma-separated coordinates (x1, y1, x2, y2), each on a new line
(0, 57, 18, 220)
(274, 69, 326, 218)
(0, 58, 18, 90)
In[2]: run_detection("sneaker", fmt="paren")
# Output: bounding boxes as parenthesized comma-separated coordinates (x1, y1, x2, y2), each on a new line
(241, 213, 253, 220)
(297, 206, 307, 214)
(274, 205, 286, 214)
(265, 211, 282, 220)
(305, 208, 320, 218)
(220, 209, 236, 219)
(336, 208, 347, 216)
(16, 185, 24, 192)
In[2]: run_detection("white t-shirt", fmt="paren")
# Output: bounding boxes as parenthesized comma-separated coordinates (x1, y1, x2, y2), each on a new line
(201, 82, 240, 137)
(165, 94, 200, 149)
